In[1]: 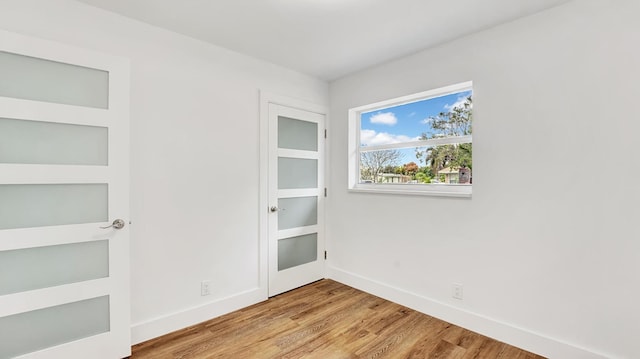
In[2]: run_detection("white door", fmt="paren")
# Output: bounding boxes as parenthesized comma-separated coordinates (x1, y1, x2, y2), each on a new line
(268, 102, 325, 296)
(0, 30, 130, 358)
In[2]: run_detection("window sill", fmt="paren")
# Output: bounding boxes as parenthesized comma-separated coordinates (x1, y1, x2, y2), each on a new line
(349, 184, 472, 198)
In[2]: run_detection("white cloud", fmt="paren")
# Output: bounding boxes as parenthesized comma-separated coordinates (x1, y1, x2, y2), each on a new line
(360, 129, 420, 146)
(444, 94, 472, 112)
(369, 112, 398, 126)
(420, 117, 434, 125)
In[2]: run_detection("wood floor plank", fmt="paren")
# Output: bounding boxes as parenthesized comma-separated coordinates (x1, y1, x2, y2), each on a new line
(276, 290, 383, 357)
(404, 317, 454, 358)
(463, 337, 507, 359)
(131, 280, 546, 359)
(440, 326, 478, 349)
(276, 298, 383, 358)
(355, 311, 435, 359)
(428, 340, 467, 359)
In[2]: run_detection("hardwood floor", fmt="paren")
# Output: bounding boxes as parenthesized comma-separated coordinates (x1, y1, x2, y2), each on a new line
(132, 280, 545, 359)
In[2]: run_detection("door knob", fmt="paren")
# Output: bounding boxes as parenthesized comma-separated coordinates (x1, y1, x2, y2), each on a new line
(100, 219, 126, 230)
(270, 206, 279, 212)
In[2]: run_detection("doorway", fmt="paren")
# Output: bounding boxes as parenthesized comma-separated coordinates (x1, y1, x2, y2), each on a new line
(260, 93, 326, 297)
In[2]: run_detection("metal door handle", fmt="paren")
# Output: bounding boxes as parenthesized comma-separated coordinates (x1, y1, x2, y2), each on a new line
(100, 219, 125, 230)
(270, 206, 279, 212)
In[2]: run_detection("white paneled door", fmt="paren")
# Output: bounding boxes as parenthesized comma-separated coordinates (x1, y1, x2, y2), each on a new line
(267, 102, 325, 296)
(0, 30, 131, 358)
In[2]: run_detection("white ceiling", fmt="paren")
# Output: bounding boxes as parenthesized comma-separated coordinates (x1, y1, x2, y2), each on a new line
(76, 0, 571, 81)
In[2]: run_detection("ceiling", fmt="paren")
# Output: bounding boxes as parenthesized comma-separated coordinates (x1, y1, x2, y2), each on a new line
(76, 0, 572, 81)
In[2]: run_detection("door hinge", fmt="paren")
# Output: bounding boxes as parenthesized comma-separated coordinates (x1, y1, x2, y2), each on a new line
(324, 188, 327, 197)
(324, 251, 327, 260)
(324, 129, 327, 139)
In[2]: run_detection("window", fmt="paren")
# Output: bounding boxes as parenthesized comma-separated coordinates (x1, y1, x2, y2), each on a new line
(348, 81, 472, 197)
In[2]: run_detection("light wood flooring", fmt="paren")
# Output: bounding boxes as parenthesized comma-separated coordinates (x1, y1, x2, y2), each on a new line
(132, 280, 545, 359)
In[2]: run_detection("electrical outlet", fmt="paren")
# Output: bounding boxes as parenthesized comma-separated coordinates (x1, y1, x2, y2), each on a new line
(452, 283, 463, 300)
(201, 280, 211, 296)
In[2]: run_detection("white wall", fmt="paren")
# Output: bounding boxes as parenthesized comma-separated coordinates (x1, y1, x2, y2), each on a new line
(327, 1, 639, 358)
(0, 0, 328, 343)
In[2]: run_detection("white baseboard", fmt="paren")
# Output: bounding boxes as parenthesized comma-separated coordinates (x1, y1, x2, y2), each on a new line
(327, 266, 608, 359)
(130, 287, 266, 345)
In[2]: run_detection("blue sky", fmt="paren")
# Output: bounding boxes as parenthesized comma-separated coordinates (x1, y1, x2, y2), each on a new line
(360, 90, 471, 165)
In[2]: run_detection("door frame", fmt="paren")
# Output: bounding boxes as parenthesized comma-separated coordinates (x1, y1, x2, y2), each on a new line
(259, 91, 328, 297)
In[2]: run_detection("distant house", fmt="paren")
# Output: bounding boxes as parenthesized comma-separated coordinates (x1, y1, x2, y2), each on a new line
(438, 167, 459, 184)
(377, 173, 412, 183)
(437, 167, 471, 184)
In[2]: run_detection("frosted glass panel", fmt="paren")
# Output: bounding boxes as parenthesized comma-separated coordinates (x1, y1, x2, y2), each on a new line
(278, 196, 317, 230)
(278, 158, 317, 189)
(0, 240, 109, 295)
(0, 118, 108, 165)
(0, 51, 109, 109)
(0, 296, 110, 358)
(278, 116, 317, 151)
(278, 233, 317, 271)
(0, 184, 108, 230)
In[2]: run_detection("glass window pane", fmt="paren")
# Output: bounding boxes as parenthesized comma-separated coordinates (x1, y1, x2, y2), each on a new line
(0, 51, 109, 109)
(278, 157, 317, 189)
(278, 196, 317, 230)
(0, 117, 108, 165)
(278, 233, 317, 271)
(278, 116, 317, 151)
(359, 149, 410, 184)
(0, 184, 108, 230)
(360, 143, 472, 185)
(360, 89, 472, 145)
(0, 296, 110, 358)
(0, 240, 109, 295)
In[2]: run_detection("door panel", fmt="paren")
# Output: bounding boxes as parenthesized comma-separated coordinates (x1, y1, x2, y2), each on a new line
(0, 50, 109, 108)
(268, 104, 325, 296)
(0, 240, 108, 295)
(0, 117, 108, 165)
(0, 183, 108, 230)
(0, 29, 130, 359)
(277, 196, 318, 230)
(278, 116, 318, 151)
(0, 296, 110, 358)
(278, 233, 318, 271)
(278, 157, 318, 189)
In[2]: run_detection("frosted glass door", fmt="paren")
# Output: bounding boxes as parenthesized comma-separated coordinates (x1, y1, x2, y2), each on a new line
(0, 29, 130, 359)
(268, 102, 325, 296)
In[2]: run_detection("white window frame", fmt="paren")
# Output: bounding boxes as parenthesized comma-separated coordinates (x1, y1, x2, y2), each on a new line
(348, 81, 473, 197)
